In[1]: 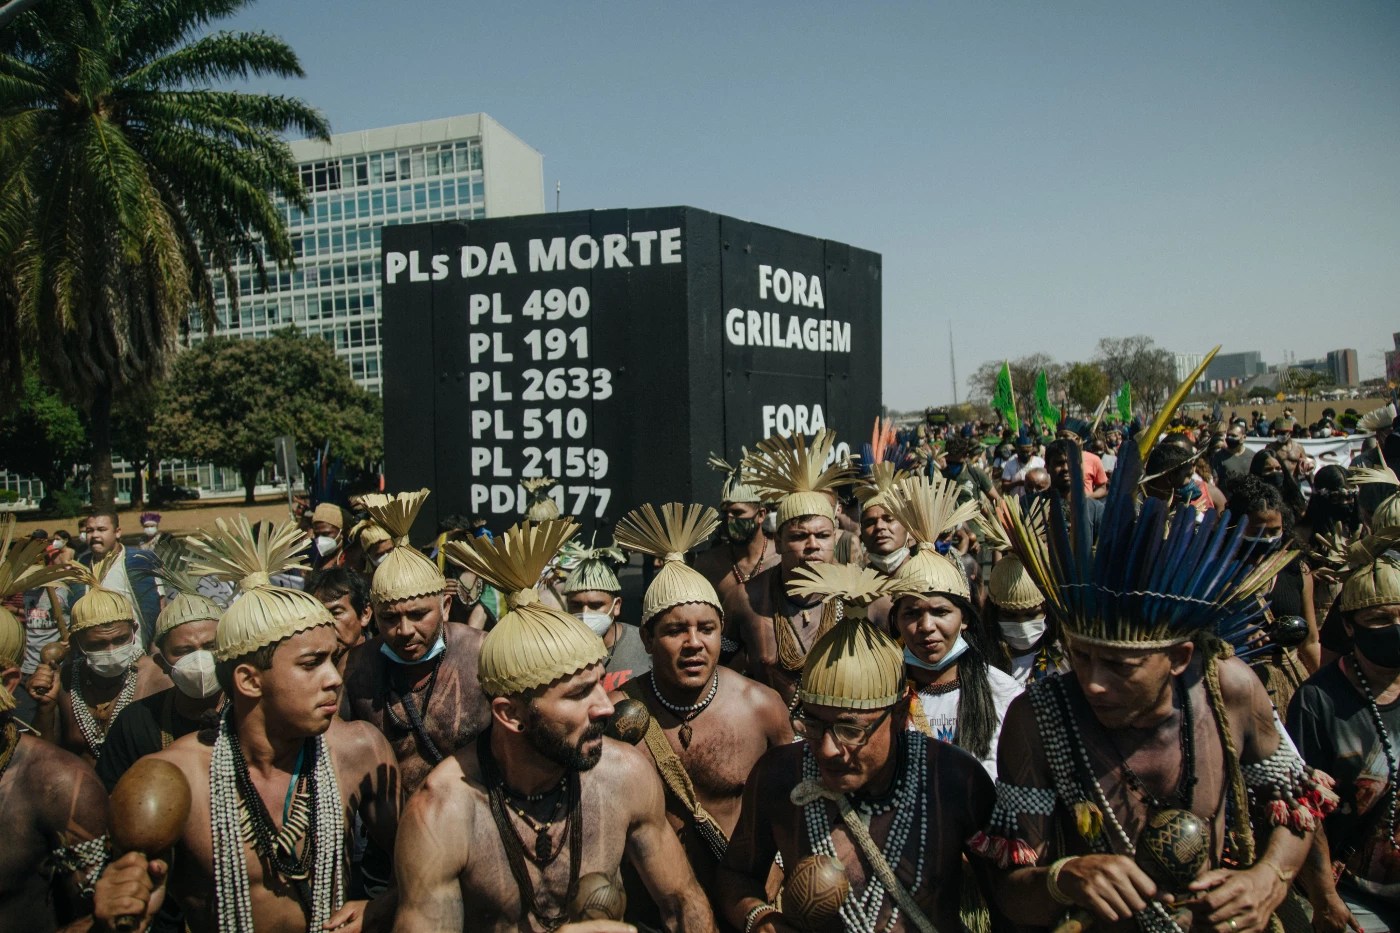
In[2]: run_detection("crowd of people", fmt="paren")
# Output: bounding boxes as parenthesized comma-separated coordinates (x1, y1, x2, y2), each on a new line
(0, 388, 1397, 933)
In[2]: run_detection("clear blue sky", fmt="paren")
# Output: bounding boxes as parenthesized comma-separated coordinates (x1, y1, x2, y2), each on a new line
(226, 0, 1400, 409)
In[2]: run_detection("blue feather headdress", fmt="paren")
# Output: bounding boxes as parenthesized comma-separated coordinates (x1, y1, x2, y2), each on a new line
(998, 440, 1296, 650)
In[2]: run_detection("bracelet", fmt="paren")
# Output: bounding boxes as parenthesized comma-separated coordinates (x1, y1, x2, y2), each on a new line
(1257, 858, 1294, 885)
(744, 902, 780, 933)
(1047, 856, 1078, 906)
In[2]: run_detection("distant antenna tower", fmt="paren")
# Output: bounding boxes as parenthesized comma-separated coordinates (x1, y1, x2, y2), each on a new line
(555, 180, 561, 212)
(948, 321, 958, 405)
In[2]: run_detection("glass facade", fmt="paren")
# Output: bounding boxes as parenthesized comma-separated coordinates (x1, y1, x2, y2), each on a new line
(203, 137, 488, 394)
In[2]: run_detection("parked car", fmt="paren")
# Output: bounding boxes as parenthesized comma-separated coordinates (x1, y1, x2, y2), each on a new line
(150, 483, 201, 503)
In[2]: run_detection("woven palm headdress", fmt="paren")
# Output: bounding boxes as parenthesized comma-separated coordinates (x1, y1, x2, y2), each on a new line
(614, 503, 722, 626)
(789, 563, 903, 710)
(742, 428, 856, 528)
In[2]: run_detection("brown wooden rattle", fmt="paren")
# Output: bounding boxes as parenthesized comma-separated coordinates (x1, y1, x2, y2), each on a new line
(108, 758, 192, 931)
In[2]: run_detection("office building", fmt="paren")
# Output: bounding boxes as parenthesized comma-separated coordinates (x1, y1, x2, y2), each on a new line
(1173, 352, 1206, 392)
(1205, 350, 1265, 384)
(1325, 348, 1358, 387)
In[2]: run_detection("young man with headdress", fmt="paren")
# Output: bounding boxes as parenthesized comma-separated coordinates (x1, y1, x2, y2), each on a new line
(92, 517, 401, 933)
(694, 454, 779, 605)
(394, 520, 715, 932)
(1288, 539, 1400, 933)
(985, 551, 1066, 687)
(723, 430, 856, 706)
(975, 438, 1331, 933)
(609, 503, 793, 925)
(340, 489, 491, 796)
(855, 462, 914, 580)
(717, 561, 997, 933)
(559, 538, 650, 691)
(28, 555, 172, 765)
(96, 539, 225, 791)
(309, 502, 348, 571)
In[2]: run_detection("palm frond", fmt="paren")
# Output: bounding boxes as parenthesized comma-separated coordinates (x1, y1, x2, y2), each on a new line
(613, 503, 719, 561)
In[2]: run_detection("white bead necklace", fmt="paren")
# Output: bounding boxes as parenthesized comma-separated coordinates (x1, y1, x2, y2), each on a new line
(70, 659, 138, 758)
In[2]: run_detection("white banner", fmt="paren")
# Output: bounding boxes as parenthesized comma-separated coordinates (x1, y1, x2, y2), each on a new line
(1242, 434, 1369, 473)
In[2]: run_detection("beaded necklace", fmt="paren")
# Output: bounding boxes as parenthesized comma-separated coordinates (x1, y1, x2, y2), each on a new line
(772, 573, 843, 671)
(649, 670, 719, 749)
(799, 731, 928, 933)
(209, 710, 343, 933)
(382, 644, 446, 765)
(1086, 678, 1197, 811)
(730, 538, 772, 587)
(71, 659, 138, 757)
(1347, 652, 1400, 853)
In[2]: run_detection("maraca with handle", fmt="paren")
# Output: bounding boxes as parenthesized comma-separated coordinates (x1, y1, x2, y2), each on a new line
(107, 758, 192, 931)
(1052, 808, 1210, 933)
(779, 854, 851, 932)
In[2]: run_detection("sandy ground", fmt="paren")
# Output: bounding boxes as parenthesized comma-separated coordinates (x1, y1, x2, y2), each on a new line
(8, 496, 296, 544)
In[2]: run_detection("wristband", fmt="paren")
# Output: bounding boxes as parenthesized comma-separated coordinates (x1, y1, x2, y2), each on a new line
(744, 902, 779, 933)
(1047, 856, 1078, 906)
(1257, 858, 1293, 885)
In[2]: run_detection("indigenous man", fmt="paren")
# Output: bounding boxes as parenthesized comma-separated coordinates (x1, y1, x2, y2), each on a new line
(308, 567, 374, 668)
(855, 463, 913, 579)
(341, 489, 490, 795)
(559, 539, 649, 691)
(29, 555, 171, 765)
(611, 503, 793, 924)
(693, 455, 778, 605)
(92, 517, 401, 933)
(309, 502, 347, 571)
(999, 431, 1044, 497)
(96, 541, 224, 790)
(977, 440, 1330, 933)
(395, 519, 716, 932)
(717, 561, 996, 933)
(78, 511, 162, 645)
(940, 434, 998, 506)
(724, 429, 855, 706)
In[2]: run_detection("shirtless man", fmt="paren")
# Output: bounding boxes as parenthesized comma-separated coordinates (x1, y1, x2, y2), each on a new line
(29, 566, 171, 765)
(92, 518, 400, 933)
(398, 519, 715, 932)
(339, 487, 489, 796)
(692, 463, 778, 606)
(610, 504, 792, 925)
(717, 564, 996, 933)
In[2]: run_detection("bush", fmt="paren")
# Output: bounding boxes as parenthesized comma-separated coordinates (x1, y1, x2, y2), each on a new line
(41, 484, 87, 518)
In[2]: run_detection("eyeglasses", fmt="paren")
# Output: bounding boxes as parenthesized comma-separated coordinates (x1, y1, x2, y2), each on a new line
(791, 705, 894, 750)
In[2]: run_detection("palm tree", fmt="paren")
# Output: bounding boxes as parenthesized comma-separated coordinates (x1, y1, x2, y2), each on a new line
(0, 0, 329, 509)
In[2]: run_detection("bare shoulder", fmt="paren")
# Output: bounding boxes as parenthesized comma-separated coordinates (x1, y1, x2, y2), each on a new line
(410, 752, 477, 823)
(720, 667, 784, 712)
(158, 728, 215, 777)
(17, 734, 103, 801)
(1209, 653, 1267, 706)
(327, 717, 396, 768)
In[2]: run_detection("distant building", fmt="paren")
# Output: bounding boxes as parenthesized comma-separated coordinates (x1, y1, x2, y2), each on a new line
(1387, 333, 1400, 386)
(1205, 351, 1265, 383)
(1173, 352, 1206, 391)
(1326, 348, 1358, 387)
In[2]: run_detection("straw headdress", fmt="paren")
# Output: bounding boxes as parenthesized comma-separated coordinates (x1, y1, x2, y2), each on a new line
(362, 489, 446, 606)
(1371, 489, 1400, 534)
(707, 452, 762, 506)
(884, 474, 981, 601)
(613, 503, 722, 626)
(523, 477, 562, 522)
(788, 563, 903, 710)
(0, 518, 78, 711)
(144, 537, 223, 643)
(444, 520, 606, 697)
(185, 517, 332, 662)
(1339, 530, 1400, 614)
(743, 429, 855, 527)
(560, 538, 626, 595)
(69, 552, 138, 634)
(987, 554, 1045, 612)
(351, 515, 391, 550)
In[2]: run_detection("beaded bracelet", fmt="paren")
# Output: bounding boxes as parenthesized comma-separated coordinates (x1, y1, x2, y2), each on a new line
(1047, 856, 1079, 906)
(744, 902, 780, 933)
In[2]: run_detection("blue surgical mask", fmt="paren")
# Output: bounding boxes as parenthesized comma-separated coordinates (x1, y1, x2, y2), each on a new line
(380, 633, 446, 665)
(904, 635, 968, 673)
(946, 462, 965, 477)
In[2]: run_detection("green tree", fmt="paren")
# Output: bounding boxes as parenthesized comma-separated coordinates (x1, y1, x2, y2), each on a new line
(1063, 362, 1110, 415)
(0, 364, 88, 504)
(0, 0, 329, 510)
(1092, 336, 1177, 411)
(152, 328, 382, 503)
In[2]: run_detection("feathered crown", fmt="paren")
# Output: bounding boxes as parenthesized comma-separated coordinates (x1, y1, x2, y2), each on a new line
(444, 520, 606, 696)
(742, 429, 855, 527)
(560, 537, 627, 595)
(884, 474, 981, 600)
(707, 451, 762, 505)
(186, 517, 332, 661)
(855, 417, 915, 510)
(522, 477, 561, 522)
(787, 562, 903, 711)
(69, 551, 138, 634)
(1358, 403, 1397, 434)
(614, 503, 722, 626)
(143, 537, 223, 642)
(362, 489, 446, 606)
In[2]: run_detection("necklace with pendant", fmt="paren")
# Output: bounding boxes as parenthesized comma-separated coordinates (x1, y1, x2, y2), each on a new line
(649, 670, 719, 749)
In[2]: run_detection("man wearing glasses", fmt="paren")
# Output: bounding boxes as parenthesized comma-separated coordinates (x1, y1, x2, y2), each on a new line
(716, 564, 996, 933)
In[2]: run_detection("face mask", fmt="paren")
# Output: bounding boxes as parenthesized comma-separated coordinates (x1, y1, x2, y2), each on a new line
(1240, 531, 1283, 551)
(78, 532, 88, 544)
(380, 633, 446, 666)
(1260, 473, 1285, 490)
(51, 539, 62, 549)
(84, 641, 142, 678)
(904, 634, 969, 672)
(999, 616, 1047, 652)
(945, 462, 965, 477)
(761, 512, 778, 536)
(169, 649, 221, 699)
(1175, 480, 1200, 504)
(726, 516, 759, 543)
(369, 551, 389, 568)
(1227, 437, 1243, 448)
(1352, 624, 1400, 669)
(575, 611, 615, 636)
(142, 525, 158, 537)
(865, 548, 909, 575)
(314, 535, 340, 557)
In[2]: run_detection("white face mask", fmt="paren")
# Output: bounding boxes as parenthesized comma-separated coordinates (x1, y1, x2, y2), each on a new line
(865, 547, 909, 575)
(369, 551, 389, 568)
(78, 532, 88, 544)
(142, 524, 159, 537)
(575, 611, 615, 636)
(999, 616, 1047, 652)
(169, 649, 221, 699)
(314, 535, 340, 557)
(84, 641, 143, 678)
(51, 539, 62, 549)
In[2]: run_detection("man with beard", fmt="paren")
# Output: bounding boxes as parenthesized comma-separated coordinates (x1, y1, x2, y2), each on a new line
(396, 519, 715, 932)
(717, 562, 996, 933)
(724, 430, 855, 706)
(610, 504, 792, 925)
(341, 489, 491, 796)
(28, 555, 171, 765)
(976, 439, 1327, 933)
(92, 517, 401, 933)
(694, 456, 778, 606)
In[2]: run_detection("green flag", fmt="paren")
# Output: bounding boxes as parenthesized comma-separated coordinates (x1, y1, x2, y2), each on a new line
(1034, 371, 1058, 428)
(992, 362, 1020, 432)
(1116, 382, 1132, 423)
